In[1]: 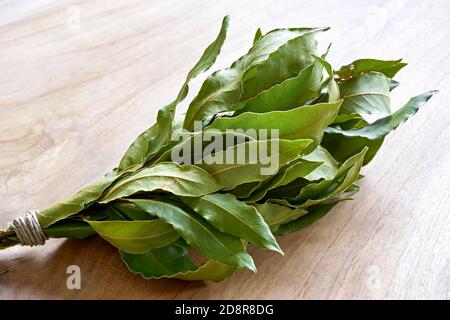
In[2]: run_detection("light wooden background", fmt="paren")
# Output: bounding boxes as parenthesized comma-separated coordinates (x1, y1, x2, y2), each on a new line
(0, 0, 449, 299)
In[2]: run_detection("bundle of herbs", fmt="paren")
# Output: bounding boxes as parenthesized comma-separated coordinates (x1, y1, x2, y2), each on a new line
(0, 16, 436, 282)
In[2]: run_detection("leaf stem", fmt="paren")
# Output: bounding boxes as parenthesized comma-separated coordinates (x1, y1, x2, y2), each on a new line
(0, 230, 16, 239)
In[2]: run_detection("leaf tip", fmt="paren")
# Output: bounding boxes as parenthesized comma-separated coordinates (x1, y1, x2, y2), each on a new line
(246, 259, 257, 273)
(418, 90, 439, 102)
(267, 242, 284, 255)
(429, 89, 439, 95)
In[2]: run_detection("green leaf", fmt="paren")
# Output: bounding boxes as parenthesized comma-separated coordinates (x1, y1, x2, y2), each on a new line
(100, 163, 222, 203)
(325, 91, 438, 140)
(197, 138, 312, 190)
(332, 113, 362, 124)
(155, 131, 256, 165)
(229, 181, 262, 198)
(181, 193, 282, 253)
(120, 245, 197, 278)
(43, 220, 95, 239)
(87, 219, 179, 254)
(185, 16, 230, 80)
(208, 101, 342, 150)
(291, 147, 367, 207)
(272, 159, 322, 187)
(322, 134, 384, 165)
(301, 145, 339, 181)
(117, 16, 230, 171)
(240, 32, 322, 101)
(37, 174, 117, 228)
(323, 91, 437, 164)
(256, 202, 307, 232)
(264, 179, 313, 201)
(173, 259, 237, 282)
(336, 58, 407, 79)
(183, 27, 328, 130)
(389, 79, 400, 91)
(247, 159, 322, 202)
(112, 202, 155, 220)
(253, 28, 263, 44)
(106, 206, 129, 220)
(209, 101, 341, 151)
(120, 244, 237, 282)
(235, 61, 323, 114)
(312, 54, 340, 102)
(147, 114, 186, 163)
(275, 201, 339, 235)
(131, 199, 256, 271)
(79, 204, 139, 221)
(117, 106, 174, 171)
(339, 72, 391, 123)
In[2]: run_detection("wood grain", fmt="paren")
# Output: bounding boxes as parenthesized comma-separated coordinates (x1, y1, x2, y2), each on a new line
(0, 0, 449, 299)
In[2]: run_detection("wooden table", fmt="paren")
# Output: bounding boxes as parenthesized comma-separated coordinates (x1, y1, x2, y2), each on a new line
(0, 0, 449, 299)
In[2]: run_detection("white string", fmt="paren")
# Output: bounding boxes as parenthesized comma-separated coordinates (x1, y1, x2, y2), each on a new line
(10, 211, 47, 246)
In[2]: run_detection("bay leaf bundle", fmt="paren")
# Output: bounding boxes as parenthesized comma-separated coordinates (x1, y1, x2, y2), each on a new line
(0, 16, 437, 282)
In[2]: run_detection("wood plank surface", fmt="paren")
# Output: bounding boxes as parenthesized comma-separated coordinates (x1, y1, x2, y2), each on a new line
(0, 0, 449, 299)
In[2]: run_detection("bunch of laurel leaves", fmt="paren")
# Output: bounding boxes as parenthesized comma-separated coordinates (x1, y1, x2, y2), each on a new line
(0, 16, 436, 282)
